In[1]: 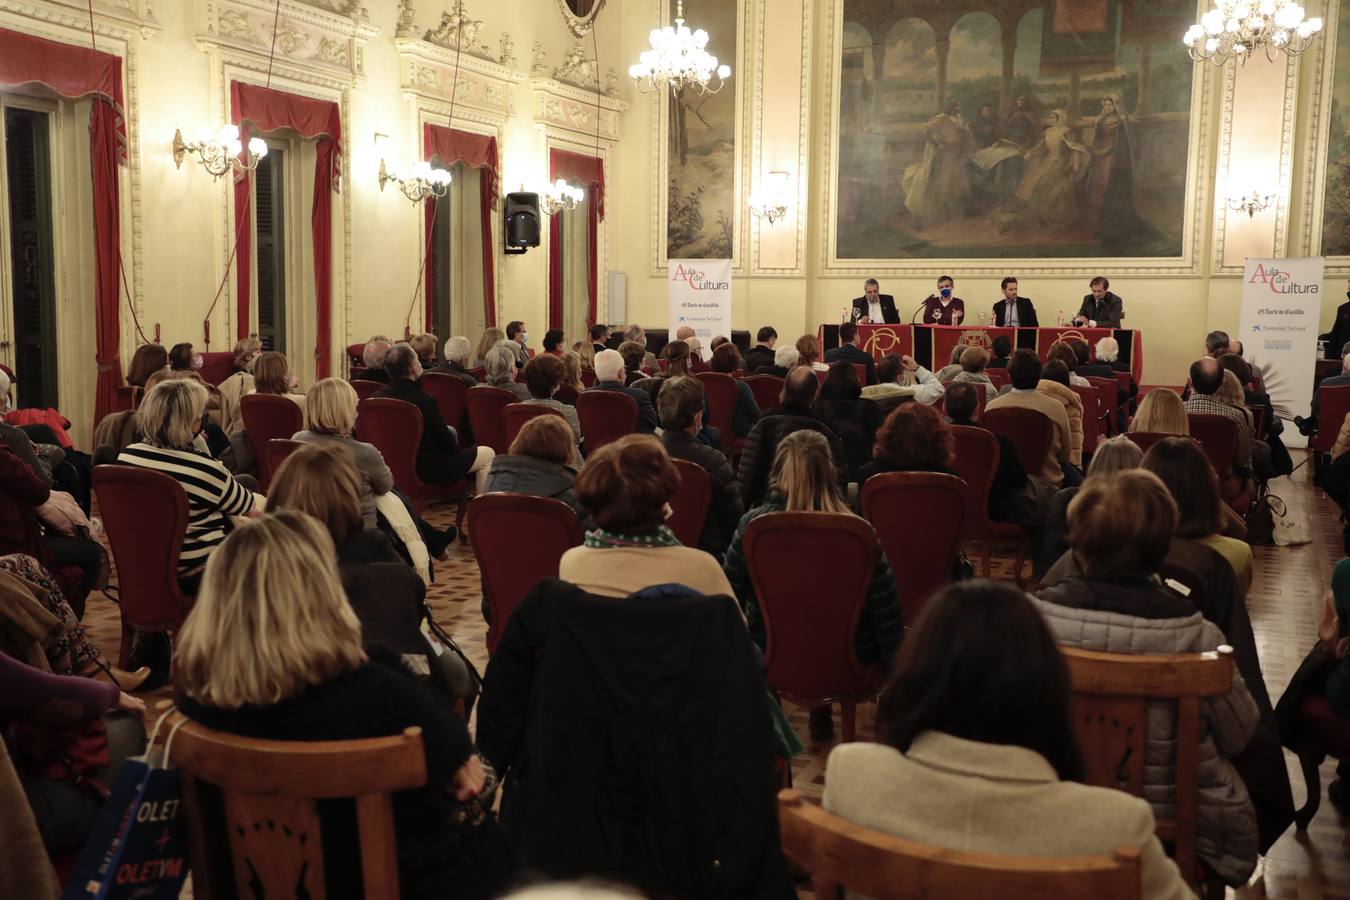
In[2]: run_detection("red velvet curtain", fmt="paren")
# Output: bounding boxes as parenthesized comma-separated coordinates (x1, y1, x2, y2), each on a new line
(423, 125, 499, 331)
(229, 82, 342, 378)
(547, 149, 604, 330)
(0, 28, 127, 428)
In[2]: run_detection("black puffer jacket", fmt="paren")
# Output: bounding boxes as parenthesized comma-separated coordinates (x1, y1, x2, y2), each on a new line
(733, 402, 848, 507)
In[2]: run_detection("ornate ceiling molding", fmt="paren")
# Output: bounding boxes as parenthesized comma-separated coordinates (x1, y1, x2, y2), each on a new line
(531, 74, 626, 144)
(396, 35, 523, 121)
(537, 38, 620, 96)
(196, 0, 379, 84)
(1, 0, 160, 38)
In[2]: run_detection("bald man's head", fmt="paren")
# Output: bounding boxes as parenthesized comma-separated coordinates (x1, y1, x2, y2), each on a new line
(1190, 357, 1223, 396)
(783, 365, 820, 407)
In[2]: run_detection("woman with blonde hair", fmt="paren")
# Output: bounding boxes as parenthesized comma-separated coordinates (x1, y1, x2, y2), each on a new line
(560, 349, 586, 392)
(1218, 369, 1255, 431)
(174, 510, 513, 899)
(410, 333, 438, 369)
(295, 378, 393, 527)
(472, 327, 506, 368)
(217, 337, 261, 435)
(570, 340, 595, 372)
(795, 334, 830, 372)
(251, 351, 307, 416)
(1130, 388, 1189, 435)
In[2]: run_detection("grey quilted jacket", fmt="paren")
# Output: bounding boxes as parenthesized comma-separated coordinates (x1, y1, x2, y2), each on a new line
(1032, 592, 1259, 886)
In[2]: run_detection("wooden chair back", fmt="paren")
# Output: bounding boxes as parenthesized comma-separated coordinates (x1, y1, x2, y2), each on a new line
(667, 458, 712, 548)
(1062, 645, 1235, 885)
(777, 789, 1142, 900)
(168, 713, 427, 900)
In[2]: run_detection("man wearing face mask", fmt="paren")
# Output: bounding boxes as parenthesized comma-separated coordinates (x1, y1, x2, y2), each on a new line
(506, 320, 530, 367)
(1321, 279, 1350, 360)
(1073, 275, 1124, 328)
(920, 275, 965, 326)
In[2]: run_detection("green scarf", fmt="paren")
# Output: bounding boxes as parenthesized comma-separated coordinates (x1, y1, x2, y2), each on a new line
(583, 525, 681, 549)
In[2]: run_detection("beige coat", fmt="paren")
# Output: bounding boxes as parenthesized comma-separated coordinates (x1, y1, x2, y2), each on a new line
(217, 370, 255, 435)
(1036, 379, 1085, 467)
(824, 733, 1192, 900)
(1332, 411, 1350, 459)
(985, 388, 1073, 486)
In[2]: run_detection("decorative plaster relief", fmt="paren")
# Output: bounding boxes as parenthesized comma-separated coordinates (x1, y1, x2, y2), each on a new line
(396, 35, 523, 118)
(197, 0, 378, 83)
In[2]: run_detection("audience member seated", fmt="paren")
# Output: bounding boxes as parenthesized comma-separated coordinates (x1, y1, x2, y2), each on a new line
(1313, 343, 1350, 421)
(622, 323, 659, 370)
(521, 355, 583, 447)
(252, 351, 308, 417)
(1032, 469, 1260, 887)
(482, 415, 589, 526)
(936, 344, 967, 383)
(586, 349, 658, 434)
(950, 346, 995, 389)
(589, 323, 609, 356)
(505, 321, 531, 368)
(119, 379, 263, 595)
(824, 580, 1192, 900)
(2, 652, 147, 859)
(173, 511, 513, 900)
(361, 339, 393, 383)
(858, 402, 955, 486)
(295, 378, 393, 529)
(656, 376, 742, 558)
(1185, 357, 1254, 476)
(1324, 560, 1350, 725)
(945, 381, 1038, 526)
(479, 342, 531, 401)
(434, 336, 480, 387)
(1033, 435, 1142, 580)
(753, 344, 798, 378)
(217, 337, 261, 435)
(1206, 330, 1232, 359)
(1130, 388, 1189, 435)
(377, 345, 495, 495)
(735, 367, 848, 507)
(987, 335, 1013, 368)
(617, 340, 647, 385)
(1142, 438, 1254, 597)
(167, 341, 198, 375)
(570, 341, 595, 373)
(0, 372, 63, 488)
(795, 334, 830, 372)
(744, 326, 778, 372)
(870, 354, 945, 408)
(1220, 353, 1290, 475)
(559, 350, 586, 392)
(1071, 339, 1113, 381)
(710, 343, 762, 438)
(124, 342, 168, 388)
(812, 364, 880, 478)
(558, 435, 733, 597)
(1047, 341, 1090, 388)
(824, 323, 876, 385)
(542, 329, 565, 357)
(471, 328, 506, 369)
(410, 332, 439, 369)
(1037, 359, 1085, 470)
(986, 350, 1073, 488)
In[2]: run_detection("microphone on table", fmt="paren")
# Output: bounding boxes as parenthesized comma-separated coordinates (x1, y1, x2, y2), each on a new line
(911, 299, 928, 324)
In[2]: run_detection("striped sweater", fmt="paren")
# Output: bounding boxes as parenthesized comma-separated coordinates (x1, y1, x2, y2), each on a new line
(117, 443, 259, 576)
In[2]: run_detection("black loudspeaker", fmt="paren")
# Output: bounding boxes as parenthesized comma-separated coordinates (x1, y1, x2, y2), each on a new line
(504, 192, 540, 254)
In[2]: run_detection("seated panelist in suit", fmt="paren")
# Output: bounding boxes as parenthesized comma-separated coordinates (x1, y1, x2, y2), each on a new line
(851, 278, 900, 324)
(1073, 276, 1124, 328)
(824, 322, 877, 385)
(991, 276, 1039, 328)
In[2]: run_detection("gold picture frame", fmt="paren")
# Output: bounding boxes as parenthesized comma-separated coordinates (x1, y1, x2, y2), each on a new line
(556, 0, 606, 37)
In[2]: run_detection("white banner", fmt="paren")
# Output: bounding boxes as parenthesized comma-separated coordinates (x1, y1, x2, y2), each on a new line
(1239, 257, 1325, 447)
(669, 259, 732, 344)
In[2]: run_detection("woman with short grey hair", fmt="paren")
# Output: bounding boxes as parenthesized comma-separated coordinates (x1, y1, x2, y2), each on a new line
(479, 342, 531, 400)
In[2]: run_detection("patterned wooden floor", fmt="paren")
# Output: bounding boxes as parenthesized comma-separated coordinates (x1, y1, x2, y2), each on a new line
(78, 455, 1350, 898)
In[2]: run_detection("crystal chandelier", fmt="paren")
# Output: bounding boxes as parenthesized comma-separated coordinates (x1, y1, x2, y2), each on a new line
(1227, 190, 1276, 218)
(748, 170, 791, 226)
(172, 125, 268, 178)
(1183, 0, 1323, 64)
(541, 178, 585, 215)
(379, 159, 453, 203)
(628, 0, 731, 95)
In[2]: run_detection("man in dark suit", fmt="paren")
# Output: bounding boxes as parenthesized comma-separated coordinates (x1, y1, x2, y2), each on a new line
(824, 322, 877, 385)
(735, 367, 849, 506)
(1073, 276, 1124, 328)
(850, 278, 900, 324)
(744, 326, 778, 372)
(589, 323, 609, 355)
(991, 276, 1039, 328)
(987, 335, 1013, 368)
(657, 376, 743, 557)
(586, 348, 659, 433)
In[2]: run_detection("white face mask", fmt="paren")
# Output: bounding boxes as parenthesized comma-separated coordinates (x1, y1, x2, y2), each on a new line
(519, 332, 530, 344)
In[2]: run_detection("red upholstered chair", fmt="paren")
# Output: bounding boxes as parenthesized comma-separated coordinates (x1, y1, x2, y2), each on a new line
(466, 367, 486, 383)
(745, 374, 784, 412)
(851, 363, 868, 386)
(950, 425, 1030, 585)
(695, 372, 743, 456)
(468, 494, 582, 653)
(240, 394, 304, 491)
(265, 439, 304, 478)
(668, 459, 712, 548)
(357, 398, 469, 535)
(742, 511, 884, 742)
(1291, 694, 1350, 830)
(92, 467, 193, 668)
(196, 352, 235, 386)
(1313, 385, 1350, 460)
(1071, 385, 1100, 455)
(465, 387, 517, 454)
(503, 403, 566, 448)
(580, 370, 597, 388)
(1124, 431, 1183, 457)
(346, 342, 367, 367)
(421, 372, 469, 434)
(860, 472, 966, 626)
(349, 365, 371, 381)
(114, 385, 140, 412)
(1186, 413, 1239, 476)
(1086, 376, 1120, 437)
(986, 368, 1010, 391)
(554, 383, 579, 405)
(351, 379, 383, 402)
(982, 407, 1054, 477)
(576, 390, 638, 451)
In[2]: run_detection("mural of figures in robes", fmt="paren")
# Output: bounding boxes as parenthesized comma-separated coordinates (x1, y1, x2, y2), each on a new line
(836, 0, 1194, 260)
(1321, 3, 1350, 256)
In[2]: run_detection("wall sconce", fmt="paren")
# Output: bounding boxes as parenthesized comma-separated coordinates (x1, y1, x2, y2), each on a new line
(173, 125, 267, 179)
(375, 133, 452, 203)
(1226, 190, 1276, 218)
(748, 170, 791, 226)
(541, 178, 585, 215)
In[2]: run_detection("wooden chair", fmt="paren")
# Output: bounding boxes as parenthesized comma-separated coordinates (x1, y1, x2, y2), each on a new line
(468, 493, 583, 653)
(240, 394, 304, 491)
(743, 512, 884, 742)
(668, 458, 712, 548)
(777, 789, 1143, 900)
(351, 379, 383, 402)
(420, 372, 469, 435)
(982, 407, 1054, 478)
(1062, 645, 1235, 890)
(745, 374, 784, 412)
(950, 425, 1031, 586)
(465, 386, 517, 454)
(357, 398, 469, 535)
(265, 438, 304, 478)
(576, 390, 639, 451)
(860, 472, 966, 625)
(503, 403, 566, 448)
(168, 713, 427, 900)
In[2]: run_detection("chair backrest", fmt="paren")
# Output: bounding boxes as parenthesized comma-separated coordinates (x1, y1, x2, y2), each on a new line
(503, 403, 565, 449)
(467, 493, 583, 652)
(114, 384, 140, 412)
(1314, 385, 1350, 453)
(240, 394, 305, 490)
(986, 368, 1010, 391)
(1123, 431, 1184, 457)
(196, 352, 235, 386)
(695, 372, 739, 437)
(466, 366, 486, 382)
(1071, 385, 1099, 453)
(92, 466, 192, 633)
(346, 342, 366, 367)
(860, 472, 966, 625)
(1062, 645, 1235, 885)
(465, 387, 517, 454)
(777, 789, 1142, 900)
(1085, 376, 1119, 434)
(356, 398, 426, 498)
(667, 458, 712, 548)
(742, 511, 879, 702)
(1248, 403, 1268, 439)
(982, 407, 1054, 476)
(351, 377, 383, 402)
(554, 383, 579, 405)
(968, 381, 989, 419)
(349, 366, 370, 381)
(580, 369, 597, 388)
(1185, 413, 1238, 475)
(420, 372, 469, 434)
(168, 713, 427, 900)
(950, 425, 1000, 538)
(745, 374, 784, 412)
(576, 390, 639, 451)
(851, 363, 869, 385)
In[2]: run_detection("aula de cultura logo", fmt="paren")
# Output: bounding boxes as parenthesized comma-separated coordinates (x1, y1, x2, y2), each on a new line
(670, 263, 730, 291)
(1247, 262, 1320, 296)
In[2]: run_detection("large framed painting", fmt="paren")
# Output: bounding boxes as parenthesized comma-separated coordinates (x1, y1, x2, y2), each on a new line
(1318, 1, 1350, 257)
(830, 0, 1203, 266)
